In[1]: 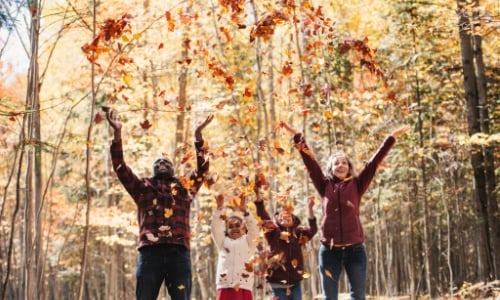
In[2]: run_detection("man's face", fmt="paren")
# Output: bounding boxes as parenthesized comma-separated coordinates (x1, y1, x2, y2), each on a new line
(153, 157, 174, 179)
(226, 217, 245, 239)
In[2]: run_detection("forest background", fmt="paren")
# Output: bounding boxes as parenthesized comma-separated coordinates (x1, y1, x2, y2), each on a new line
(0, 0, 498, 299)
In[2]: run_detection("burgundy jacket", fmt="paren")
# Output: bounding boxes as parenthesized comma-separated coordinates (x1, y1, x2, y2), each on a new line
(255, 201, 317, 286)
(110, 139, 209, 250)
(293, 133, 395, 246)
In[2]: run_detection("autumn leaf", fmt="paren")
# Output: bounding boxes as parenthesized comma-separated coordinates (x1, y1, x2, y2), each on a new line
(165, 11, 175, 31)
(245, 262, 254, 272)
(140, 119, 152, 130)
(250, 10, 290, 42)
(164, 208, 173, 218)
(281, 61, 293, 76)
(180, 152, 194, 164)
(244, 87, 252, 98)
(94, 113, 103, 124)
(324, 269, 334, 279)
(215, 101, 226, 109)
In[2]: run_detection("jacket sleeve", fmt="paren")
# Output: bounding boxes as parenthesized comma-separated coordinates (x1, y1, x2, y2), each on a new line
(255, 200, 271, 220)
(301, 217, 318, 239)
(211, 209, 226, 250)
(293, 133, 327, 196)
(244, 212, 260, 249)
(187, 139, 210, 196)
(110, 139, 145, 201)
(357, 136, 395, 195)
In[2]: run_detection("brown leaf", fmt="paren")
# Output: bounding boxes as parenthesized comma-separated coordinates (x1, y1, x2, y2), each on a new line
(140, 119, 152, 130)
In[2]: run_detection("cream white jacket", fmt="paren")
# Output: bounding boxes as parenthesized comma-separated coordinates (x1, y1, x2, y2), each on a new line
(211, 209, 259, 292)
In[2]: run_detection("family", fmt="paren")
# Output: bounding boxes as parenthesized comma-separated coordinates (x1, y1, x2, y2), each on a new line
(104, 108, 409, 300)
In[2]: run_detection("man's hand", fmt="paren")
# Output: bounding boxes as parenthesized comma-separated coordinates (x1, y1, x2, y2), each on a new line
(104, 108, 122, 132)
(195, 114, 214, 141)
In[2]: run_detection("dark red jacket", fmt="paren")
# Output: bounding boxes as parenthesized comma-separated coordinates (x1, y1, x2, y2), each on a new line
(110, 139, 209, 250)
(255, 201, 317, 286)
(293, 133, 395, 246)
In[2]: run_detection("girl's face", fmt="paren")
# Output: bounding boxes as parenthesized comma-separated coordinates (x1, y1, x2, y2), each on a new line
(226, 217, 245, 239)
(276, 213, 294, 228)
(330, 156, 350, 180)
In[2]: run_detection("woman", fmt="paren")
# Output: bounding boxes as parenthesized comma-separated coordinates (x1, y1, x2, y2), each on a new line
(280, 121, 409, 300)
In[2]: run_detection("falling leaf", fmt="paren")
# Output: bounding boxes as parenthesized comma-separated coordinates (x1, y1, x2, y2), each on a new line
(325, 269, 334, 279)
(180, 152, 194, 164)
(123, 74, 132, 84)
(140, 119, 152, 130)
(164, 208, 173, 218)
(282, 61, 293, 76)
(215, 101, 226, 109)
(245, 262, 254, 272)
(324, 110, 333, 119)
(291, 259, 298, 268)
(177, 284, 185, 290)
(94, 113, 103, 124)
(152, 198, 157, 205)
(244, 87, 252, 97)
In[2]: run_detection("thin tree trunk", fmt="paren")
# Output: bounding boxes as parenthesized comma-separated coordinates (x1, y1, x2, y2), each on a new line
(78, 1, 96, 299)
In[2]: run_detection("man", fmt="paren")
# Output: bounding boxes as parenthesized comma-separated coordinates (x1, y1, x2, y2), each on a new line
(105, 108, 213, 300)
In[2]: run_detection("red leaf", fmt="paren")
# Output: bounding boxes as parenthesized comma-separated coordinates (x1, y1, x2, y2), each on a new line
(94, 112, 104, 124)
(140, 119, 152, 130)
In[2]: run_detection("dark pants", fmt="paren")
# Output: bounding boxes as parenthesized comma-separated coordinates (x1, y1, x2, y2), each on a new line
(318, 243, 367, 300)
(136, 244, 192, 300)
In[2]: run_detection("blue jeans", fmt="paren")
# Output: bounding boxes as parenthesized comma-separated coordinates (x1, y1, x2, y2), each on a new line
(271, 282, 302, 300)
(136, 244, 192, 300)
(318, 243, 367, 300)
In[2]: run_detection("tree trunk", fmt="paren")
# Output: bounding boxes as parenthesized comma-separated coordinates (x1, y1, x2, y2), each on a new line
(456, 0, 495, 282)
(24, 1, 43, 299)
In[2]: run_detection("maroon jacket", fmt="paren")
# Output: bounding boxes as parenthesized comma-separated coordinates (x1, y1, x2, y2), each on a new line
(255, 201, 317, 286)
(110, 139, 209, 250)
(293, 133, 395, 246)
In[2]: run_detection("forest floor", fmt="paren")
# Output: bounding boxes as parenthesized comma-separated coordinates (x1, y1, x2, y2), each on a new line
(337, 280, 500, 299)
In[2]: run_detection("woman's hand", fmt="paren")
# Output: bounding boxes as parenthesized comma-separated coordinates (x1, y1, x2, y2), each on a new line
(278, 121, 297, 135)
(391, 125, 410, 138)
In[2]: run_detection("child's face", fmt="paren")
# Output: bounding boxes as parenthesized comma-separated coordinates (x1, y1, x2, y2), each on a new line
(277, 212, 294, 228)
(226, 217, 245, 239)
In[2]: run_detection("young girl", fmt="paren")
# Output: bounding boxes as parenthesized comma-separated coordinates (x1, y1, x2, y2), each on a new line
(254, 190, 317, 300)
(211, 194, 260, 300)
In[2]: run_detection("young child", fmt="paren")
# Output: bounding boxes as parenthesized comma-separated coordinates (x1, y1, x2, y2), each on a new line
(211, 193, 260, 300)
(254, 185, 318, 300)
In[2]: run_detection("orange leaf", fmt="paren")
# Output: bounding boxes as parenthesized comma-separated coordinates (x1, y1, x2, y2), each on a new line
(244, 87, 252, 97)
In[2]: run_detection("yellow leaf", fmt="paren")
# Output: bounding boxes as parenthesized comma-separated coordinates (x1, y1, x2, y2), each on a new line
(123, 74, 132, 84)
(153, 198, 157, 205)
(121, 35, 129, 42)
(324, 110, 333, 119)
(164, 208, 173, 218)
(133, 33, 141, 40)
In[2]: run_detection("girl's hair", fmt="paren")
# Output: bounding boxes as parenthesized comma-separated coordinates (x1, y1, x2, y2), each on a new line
(325, 153, 358, 179)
